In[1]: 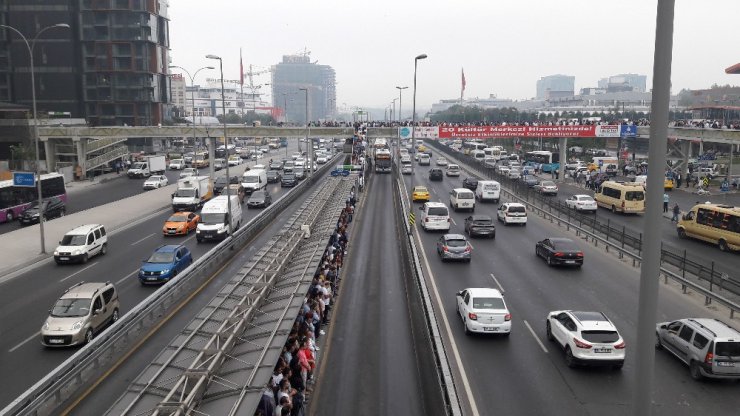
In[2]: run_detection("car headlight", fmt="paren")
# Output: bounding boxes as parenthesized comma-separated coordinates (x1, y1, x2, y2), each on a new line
(160, 268, 170, 274)
(196, 229, 201, 234)
(53, 250, 59, 256)
(32, 213, 39, 218)
(217, 228, 226, 233)
(43, 321, 49, 330)
(72, 321, 83, 331)
(72, 249, 82, 256)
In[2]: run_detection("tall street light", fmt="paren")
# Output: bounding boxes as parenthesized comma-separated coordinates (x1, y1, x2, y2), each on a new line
(391, 98, 398, 123)
(299, 87, 311, 176)
(411, 53, 427, 176)
(0, 23, 70, 254)
(169, 65, 214, 151)
(206, 54, 233, 240)
(395, 86, 408, 162)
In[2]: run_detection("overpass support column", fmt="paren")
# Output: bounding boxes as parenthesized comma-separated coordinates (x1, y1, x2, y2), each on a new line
(208, 137, 216, 181)
(558, 137, 567, 183)
(43, 139, 56, 173)
(679, 139, 690, 178)
(74, 137, 87, 178)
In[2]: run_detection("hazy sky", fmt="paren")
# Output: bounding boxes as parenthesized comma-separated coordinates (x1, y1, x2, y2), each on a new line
(169, 0, 740, 111)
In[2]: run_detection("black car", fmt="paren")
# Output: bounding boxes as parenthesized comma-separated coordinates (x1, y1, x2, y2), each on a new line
(535, 237, 584, 267)
(19, 196, 66, 225)
(269, 160, 284, 170)
(463, 215, 495, 238)
(294, 168, 306, 180)
(429, 168, 444, 181)
(267, 170, 282, 183)
(213, 175, 239, 195)
(281, 173, 297, 187)
(462, 177, 478, 191)
(246, 190, 272, 208)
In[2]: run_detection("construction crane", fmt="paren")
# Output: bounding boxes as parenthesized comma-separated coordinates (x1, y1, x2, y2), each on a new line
(244, 64, 272, 90)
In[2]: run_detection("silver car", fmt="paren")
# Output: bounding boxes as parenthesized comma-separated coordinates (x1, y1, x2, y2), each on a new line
(436, 234, 472, 262)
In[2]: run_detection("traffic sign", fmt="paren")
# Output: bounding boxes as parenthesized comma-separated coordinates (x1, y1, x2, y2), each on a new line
(13, 172, 35, 187)
(408, 211, 416, 226)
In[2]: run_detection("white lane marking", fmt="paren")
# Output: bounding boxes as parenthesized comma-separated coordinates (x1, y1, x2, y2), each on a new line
(60, 263, 97, 282)
(8, 331, 40, 352)
(131, 233, 155, 246)
(117, 269, 140, 285)
(524, 319, 549, 353)
(415, 225, 480, 416)
(450, 217, 457, 226)
(489, 273, 504, 293)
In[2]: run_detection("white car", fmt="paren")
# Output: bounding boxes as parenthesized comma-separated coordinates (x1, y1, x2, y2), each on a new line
(228, 155, 241, 166)
(253, 164, 266, 170)
(446, 164, 461, 177)
(316, 155, 328, 164)
(497, 202, 527, 225)
(401, 164, 413, 175)
(179, 168, 197, 179)
(535, 180, 559, 195)
(436, 157, 448, 166)
(565, 194, 598, 212)
(143, 175, 169, 190)
(168, 159, 184, 170)
(496, 165, 511, 175)
(456, 288, 511, 335)
(507, 169, 521, 180)
(546, 310, 625, 369)
(292, 152, 302, 160)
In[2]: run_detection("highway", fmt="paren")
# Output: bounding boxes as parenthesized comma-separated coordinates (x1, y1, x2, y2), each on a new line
(403, 154, 740, 415)
(0, 143, 314, 409)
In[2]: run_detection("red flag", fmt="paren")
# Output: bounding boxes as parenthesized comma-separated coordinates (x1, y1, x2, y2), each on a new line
(461, 68, 466, 92)
(239, 48, 244, 86)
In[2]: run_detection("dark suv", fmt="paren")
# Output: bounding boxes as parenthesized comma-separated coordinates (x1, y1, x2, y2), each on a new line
(462, 177, 479, 191)
(429, 168, 444, 181)
(20, 196, 66, 225)
(267, 170, 282, 183)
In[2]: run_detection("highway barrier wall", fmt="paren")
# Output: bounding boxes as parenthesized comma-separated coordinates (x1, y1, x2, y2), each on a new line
(0, 153, 341, 416)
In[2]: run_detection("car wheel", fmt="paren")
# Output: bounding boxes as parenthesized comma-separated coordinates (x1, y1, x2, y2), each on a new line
(677, 228, 687, 239)
(546, 255, 554, 266)
(718, 239, 729, 252)
(655, 332, 663, 350)
(689, 361, 703, 380)
(84, 328, 94, 344)
(546, 321, 554, 341)
(101, 243, 107, 255)
(564, 346, 577, 368)
(59, 209, 65, 218)
(611, 205, 617, 213)
(81, 253, 89, 264)
(463, 321, 471, 336)
(6, 210, 13, 221)
(112, 308, 120, 323)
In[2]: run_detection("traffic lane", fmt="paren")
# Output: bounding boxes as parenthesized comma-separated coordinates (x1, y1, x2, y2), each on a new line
(0, 182, 296, 407)
(418, 171, 740, 415)
(312, 173, 423, 416)
(71, 170, 331, 415)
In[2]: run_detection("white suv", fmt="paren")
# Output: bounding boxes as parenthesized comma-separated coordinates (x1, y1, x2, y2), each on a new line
(546, 310, 625, 369)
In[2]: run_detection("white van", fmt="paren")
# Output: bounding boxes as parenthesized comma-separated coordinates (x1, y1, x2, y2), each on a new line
(450, 188, 475, 212)
(54, 224, 108, 264)
(196, 195, 242, 243)
(475, 180, 501, 203)
(419, 202, 451, 231)
(241, 168, 267, 194)
(471, 150, 486, 162)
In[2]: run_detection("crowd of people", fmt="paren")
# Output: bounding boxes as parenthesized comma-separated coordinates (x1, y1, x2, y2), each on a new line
(255, 191, 358, 416)
(671, 119, 740, 130)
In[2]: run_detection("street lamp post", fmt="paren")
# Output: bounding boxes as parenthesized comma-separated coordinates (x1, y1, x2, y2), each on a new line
(391, 98, 398, 123)
(411, 53, 427, 176)
(206, 54, 233, 240)
(396, 86, 408, 162)
(0, 23, 70, 254)
(169, 64, 214, 153)
(299, 87, 311, 175)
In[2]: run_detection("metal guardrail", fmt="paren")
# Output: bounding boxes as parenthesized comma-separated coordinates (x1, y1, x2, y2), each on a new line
(427, 141, 740, 318)
(394, 167, 463, 416)
(0, 153, 342, 416)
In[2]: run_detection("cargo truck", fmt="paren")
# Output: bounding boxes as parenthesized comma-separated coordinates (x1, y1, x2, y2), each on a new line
(172, 175, 213, 212)
(127, 155, 166, 178)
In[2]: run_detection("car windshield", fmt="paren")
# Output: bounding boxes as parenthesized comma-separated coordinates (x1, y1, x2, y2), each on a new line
(147, 251, 175, 263)
(715, 342, 740, 357)
(625, 191, 644, 201)
(215, 177, 228, 186)
(428, 207, 448, 216)
(175, 189, 196, 198)
(201, 213, 226, 225)
(472, 297, 505, 309)
(446, 239, 467, 247)
(51, 298, 91, 318)
(167, 215, 187, 222)
(581, 330, 619, 343)
(284, 174, 295, 179)
(60, 234, 87, 246)
(251, 191, 266, 199)
(244, 175, 259, 183)
(268, 172, 278, 177)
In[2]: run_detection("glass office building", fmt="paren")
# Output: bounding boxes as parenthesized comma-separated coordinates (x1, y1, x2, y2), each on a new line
(272, 54, 336, 123)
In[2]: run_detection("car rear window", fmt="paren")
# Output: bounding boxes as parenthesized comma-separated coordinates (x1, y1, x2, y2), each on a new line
(428, 207, 448, 216)
(446, 239, 467, 247)
(715, 341, 740, 357)
(457, 192, 474, 199)
(581, 330, 620, 343)
(552, 240, 579, 250)
(473, 218, 492, 225)
(508, 205, 526, 213)
(472, 297, 505, 309)
(626, 191, 644, 201)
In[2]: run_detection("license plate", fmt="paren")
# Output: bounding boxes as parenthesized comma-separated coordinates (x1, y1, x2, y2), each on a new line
(168, 230, 176, 234)
(594, 348, 612, 353)
(717, 362, 735, 367)
(147, 277, 158, 281)
(59, 257, 69, 261)
(48, 339, 64, 344)
(565, 260, 576, 264)
(483, 327, 499, 332)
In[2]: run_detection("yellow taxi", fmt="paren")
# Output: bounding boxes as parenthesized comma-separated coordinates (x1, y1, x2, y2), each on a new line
(412, 186, 430, 202)
(664, 172, 675, 190)
(163, 211, 200, 236)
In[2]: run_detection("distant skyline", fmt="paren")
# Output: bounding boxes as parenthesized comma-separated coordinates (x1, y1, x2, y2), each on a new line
(169, 0, 740, 111)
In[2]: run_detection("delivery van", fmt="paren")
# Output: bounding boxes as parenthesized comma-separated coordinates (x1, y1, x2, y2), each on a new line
(475, 180, 501, 203)
(196, 195, 242, 243)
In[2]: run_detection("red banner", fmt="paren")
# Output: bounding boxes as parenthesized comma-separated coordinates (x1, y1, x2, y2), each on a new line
(438, 125, 599, 139)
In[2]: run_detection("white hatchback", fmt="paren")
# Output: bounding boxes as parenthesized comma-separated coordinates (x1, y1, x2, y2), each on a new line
(456, 288, 511, 335)
(143, 175, 169, 189)
(546, 310, 625, 369)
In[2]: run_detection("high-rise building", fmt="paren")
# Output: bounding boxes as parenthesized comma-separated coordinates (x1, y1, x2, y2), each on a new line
(536, 74, 575, 99)
(0, 0, 171, 126)
(598, 73, 647, 92)
(271, 53, 336, 123)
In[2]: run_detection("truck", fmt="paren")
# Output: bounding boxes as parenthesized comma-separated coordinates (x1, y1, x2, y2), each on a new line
(127, 155, 166, 178)
(375, 148, 392, 173)
(172, 175, 213, 212)
(590, 157, 618, 174)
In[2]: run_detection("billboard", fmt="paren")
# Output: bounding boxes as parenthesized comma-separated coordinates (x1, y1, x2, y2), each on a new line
(399, 124, 639, 139)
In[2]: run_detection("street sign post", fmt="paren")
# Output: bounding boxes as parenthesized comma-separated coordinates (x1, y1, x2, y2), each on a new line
(13, 172, 35, 187)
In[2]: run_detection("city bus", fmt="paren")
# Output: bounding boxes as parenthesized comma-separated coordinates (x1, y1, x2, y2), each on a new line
(462, 141, 487, 155)
(677, 203, 740, 252)
(0, 172, 67, 223)
(524, 151, 560, 172)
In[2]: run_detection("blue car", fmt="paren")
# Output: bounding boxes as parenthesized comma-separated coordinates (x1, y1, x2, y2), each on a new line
(139, 244, 193, 285)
